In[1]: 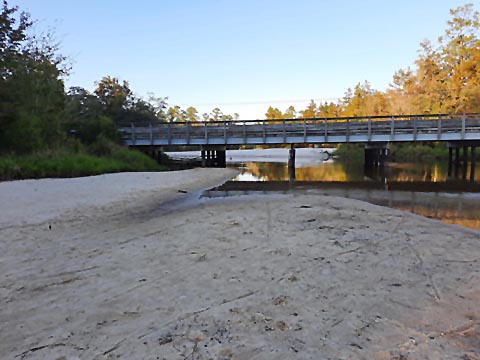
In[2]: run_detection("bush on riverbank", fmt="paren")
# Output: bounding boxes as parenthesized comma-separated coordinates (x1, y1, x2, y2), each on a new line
(389, 143, 448, 161)
(335, 142, 450, 162)
(333, 144, 364, 160)
(0, 147, 167, 181)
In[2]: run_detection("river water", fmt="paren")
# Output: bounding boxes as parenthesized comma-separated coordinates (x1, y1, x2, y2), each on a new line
(197, 148, 480, 231)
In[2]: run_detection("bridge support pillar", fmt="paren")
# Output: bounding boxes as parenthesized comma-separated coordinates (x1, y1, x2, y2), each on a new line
(288, 144, 296, 182)
(201, 146, 226, 168)
(447, 141, 480, 181)
(364, 143, 389, 167)
(448, 147, 453, 177)
(471, 147, 476, 182)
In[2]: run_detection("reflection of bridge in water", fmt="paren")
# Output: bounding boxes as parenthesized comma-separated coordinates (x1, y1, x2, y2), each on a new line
(205, 181, 480, 230)
(121, 113, 480, 169)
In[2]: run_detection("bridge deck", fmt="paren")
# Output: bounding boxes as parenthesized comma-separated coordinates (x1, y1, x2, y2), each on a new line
(120, 114, 480, 147)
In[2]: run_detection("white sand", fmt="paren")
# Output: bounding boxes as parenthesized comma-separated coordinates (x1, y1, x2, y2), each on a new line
(0, 169, 237, 227)
(1, 170, 479, 359)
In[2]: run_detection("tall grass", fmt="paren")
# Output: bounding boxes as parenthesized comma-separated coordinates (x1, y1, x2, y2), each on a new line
(0, 148, 167, 181)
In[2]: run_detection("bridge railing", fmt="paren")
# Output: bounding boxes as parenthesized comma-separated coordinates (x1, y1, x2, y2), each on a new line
(119, 113, 480, 146)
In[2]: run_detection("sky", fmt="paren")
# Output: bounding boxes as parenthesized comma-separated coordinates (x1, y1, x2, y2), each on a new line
(13, 0, 472, 119)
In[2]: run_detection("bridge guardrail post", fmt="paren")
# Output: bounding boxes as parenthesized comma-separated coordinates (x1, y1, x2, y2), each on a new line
(149, 122, 153, 145)
(223, 121, 227, 144)
(324, 119, 328, 142)
(303, 119, 307, 143)
(243, 121, 247, 144)
(204, 122, 208, 144)
(346, 118, 350, 142)
(390, 116, 395, 141)
(131, 123, 136, 145)
(263, 120, 266, 144)
(413, 116, 418, 141)
(437, 115, 442, 141)
(168, 121, 172, 145)
(367, 117, 372, 141)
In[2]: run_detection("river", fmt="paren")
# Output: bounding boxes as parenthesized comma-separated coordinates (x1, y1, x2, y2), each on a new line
(181, 148, 480, 232)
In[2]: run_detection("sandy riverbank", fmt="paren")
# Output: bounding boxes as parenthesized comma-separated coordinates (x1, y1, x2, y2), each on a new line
(0, 170, 479, 359)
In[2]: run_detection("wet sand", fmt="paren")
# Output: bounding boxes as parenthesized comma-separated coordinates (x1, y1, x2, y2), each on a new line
(1, 169, 479, 359)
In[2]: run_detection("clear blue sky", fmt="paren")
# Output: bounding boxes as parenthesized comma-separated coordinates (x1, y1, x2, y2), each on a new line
(13, 0, 471, 119)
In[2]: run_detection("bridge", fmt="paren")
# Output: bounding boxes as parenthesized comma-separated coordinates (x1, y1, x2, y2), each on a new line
(119, 113, 480, 168)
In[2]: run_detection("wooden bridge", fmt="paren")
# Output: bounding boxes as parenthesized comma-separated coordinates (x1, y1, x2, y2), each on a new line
(120, 113, 480, 146)
(119, 113, 480, 167)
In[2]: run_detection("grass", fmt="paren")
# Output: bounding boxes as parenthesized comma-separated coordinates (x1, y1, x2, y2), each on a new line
(0, 148, 168, 181)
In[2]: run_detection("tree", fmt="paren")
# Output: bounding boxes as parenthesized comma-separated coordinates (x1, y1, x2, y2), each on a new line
(284, 106, 297, 119)
(147, 93, 168, 121)
(389, 3, 480, 114)
(94, 76, 133, 122)
(64, 87, 118, 144)
(300, 100, 317, 118)
(210, 108, 222, 122)
(167, 105, 186, 122)
(0, 0, 67, 153)
(265, 106, 283, 120)
(439, 4, 480, 112)
(185, 106, 199, 122)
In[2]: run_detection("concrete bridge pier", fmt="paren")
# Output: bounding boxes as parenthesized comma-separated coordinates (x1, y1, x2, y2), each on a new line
(364, 143, 389, 167)
(447, 142, 478, 181)
(201, 146, 226, 168)
(288, 144, 296, 182)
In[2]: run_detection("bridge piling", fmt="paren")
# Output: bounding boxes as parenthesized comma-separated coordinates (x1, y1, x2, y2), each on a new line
(364, 143, 389, 167)
(447, 142, 480, 181)
(288, 144, 296, 182)
(201, 146, 226, 168)
(471, 147, 476, 181)
(448, 147, 453, 177)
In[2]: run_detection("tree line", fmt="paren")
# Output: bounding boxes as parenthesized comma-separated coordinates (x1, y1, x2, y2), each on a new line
(0, 0, 238, 155)
(265, 4, 480, 121)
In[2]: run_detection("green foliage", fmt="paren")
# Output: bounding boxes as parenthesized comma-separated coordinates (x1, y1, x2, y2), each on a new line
(2, 110, 43, 153)
(334, 143, 449, 162)
(0, 148, 167, 181)
(334, 143, 364, 160)
(72, 115, 119, 145)
(87, 134, 118, 156)
(0, 0, 67, 154)
(390, 143, 448, 161)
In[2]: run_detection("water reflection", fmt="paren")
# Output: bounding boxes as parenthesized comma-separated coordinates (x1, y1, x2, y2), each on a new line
(232, 159, 480, 183)
(224, 155, 480, 231)
(205, 186, 480, 231)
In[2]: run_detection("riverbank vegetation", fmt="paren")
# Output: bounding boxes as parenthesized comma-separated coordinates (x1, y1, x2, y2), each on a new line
(0, 147, 165, 181)
(0, 1, 236, 180)
(0, 1, 165, 179)
(335, 142, 450, 162)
